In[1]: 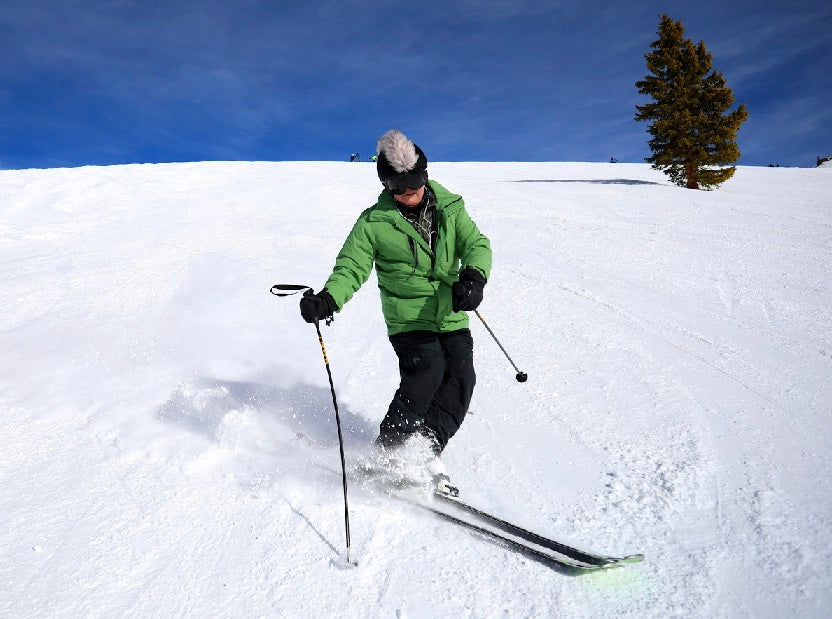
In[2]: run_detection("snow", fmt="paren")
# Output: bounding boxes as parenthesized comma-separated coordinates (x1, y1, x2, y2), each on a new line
(1, 160, 830, 617)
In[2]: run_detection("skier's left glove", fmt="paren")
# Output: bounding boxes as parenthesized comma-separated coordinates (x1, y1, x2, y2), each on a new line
(299, 289, 336, 324)
(452, 267, 486, 312)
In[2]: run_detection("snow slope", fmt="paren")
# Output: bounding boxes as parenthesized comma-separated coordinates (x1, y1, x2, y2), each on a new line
(1, 160, 830, 617)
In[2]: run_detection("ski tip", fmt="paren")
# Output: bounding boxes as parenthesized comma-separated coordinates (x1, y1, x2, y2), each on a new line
(606, 553, 645, 567)
(575, 553, 646, 571)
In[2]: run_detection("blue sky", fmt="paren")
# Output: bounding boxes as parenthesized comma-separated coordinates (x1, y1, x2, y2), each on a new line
(2, 0, 829, 169)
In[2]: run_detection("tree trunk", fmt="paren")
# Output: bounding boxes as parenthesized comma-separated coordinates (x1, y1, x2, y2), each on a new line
(685, 163, 699, 189)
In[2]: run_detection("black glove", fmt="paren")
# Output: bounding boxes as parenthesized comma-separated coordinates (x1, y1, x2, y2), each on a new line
(452, 267, 486, 312)
(299, 289, 336, 324)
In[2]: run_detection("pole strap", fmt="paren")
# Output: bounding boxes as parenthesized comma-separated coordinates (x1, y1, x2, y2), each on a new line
(270, 283, 312, 297)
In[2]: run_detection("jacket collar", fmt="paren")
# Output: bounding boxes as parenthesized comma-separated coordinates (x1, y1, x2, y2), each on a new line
(368, 180, 462, 222)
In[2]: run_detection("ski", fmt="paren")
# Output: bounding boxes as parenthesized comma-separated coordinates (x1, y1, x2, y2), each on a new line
(432, 490, 644, 568)
(356, 458, 643, 570)
(415, 501, 603, 570)
(394, 489, 643, 571)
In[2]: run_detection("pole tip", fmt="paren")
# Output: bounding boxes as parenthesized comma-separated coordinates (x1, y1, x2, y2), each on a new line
(516, 372, 528, 383)
(331, 552, 358, 570)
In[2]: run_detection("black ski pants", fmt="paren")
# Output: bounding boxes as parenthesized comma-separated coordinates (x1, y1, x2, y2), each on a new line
(377, 328, 476, 453)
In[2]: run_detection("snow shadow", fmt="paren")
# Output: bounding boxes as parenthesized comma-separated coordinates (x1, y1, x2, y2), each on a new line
(512, 178, 662, 186)
(157, 377, 375, 449)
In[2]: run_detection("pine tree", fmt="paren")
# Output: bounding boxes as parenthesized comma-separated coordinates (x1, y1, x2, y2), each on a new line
(635, 15, 748, 189)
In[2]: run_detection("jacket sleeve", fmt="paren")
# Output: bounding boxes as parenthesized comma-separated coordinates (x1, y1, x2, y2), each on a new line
(454, 205, 492, 281)
(323, 215, 376, 310)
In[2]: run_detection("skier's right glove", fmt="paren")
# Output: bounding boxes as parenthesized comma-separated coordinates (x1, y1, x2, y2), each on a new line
(299, 289, 336, 324)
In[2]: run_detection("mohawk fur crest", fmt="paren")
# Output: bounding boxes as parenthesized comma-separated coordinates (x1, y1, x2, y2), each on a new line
(377, 130, 419, 173)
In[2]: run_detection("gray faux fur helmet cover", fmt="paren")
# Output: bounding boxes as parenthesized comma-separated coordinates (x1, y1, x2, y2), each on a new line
(376, 129, 428, 182)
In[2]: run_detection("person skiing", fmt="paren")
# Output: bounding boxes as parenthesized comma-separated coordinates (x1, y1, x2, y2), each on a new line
(299, 129, 491, 485)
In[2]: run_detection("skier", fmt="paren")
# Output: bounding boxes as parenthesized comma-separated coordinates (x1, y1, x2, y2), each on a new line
(299, 129, 491, 485)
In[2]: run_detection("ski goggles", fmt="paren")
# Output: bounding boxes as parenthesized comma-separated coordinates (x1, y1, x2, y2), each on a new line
(383, 169, 427, 195)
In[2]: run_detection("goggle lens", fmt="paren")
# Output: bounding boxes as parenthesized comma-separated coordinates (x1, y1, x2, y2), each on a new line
(384, 170, 427, 195)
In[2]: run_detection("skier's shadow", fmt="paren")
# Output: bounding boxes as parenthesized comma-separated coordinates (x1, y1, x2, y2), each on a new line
(156, 376, 375, 449)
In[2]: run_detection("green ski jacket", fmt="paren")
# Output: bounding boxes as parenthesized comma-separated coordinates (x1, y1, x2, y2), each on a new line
(324, 180, 492, 335)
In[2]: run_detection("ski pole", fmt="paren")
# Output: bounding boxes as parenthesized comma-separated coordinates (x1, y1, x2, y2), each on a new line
(474, 309, 528, 383)
(270, 284, 355, 566)
(312, 317, 355, 566)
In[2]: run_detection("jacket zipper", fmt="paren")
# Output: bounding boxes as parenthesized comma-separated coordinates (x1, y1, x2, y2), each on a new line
(433, 214, 444, 271)
(408, 236, 419, 267)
